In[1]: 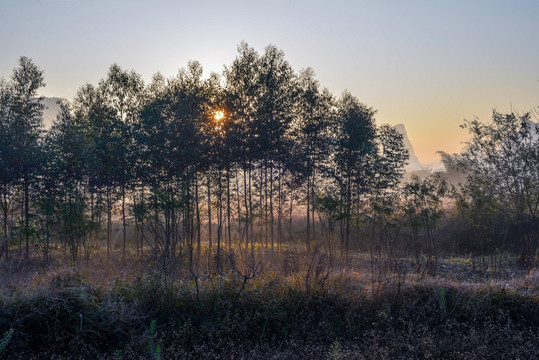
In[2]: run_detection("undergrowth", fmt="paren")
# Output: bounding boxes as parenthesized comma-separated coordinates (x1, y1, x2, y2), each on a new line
(0, 269, 537, 359)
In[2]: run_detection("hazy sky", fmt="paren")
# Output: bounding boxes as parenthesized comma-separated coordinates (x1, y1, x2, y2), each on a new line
(1, 0, 538, 163)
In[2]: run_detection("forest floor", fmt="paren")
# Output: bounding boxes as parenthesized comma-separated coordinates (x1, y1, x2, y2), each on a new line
(0, 247, 537, 359)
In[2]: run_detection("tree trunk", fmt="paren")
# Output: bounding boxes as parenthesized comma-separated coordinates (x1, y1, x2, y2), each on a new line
(24, 181, 29, 260)
(122, 186, 126, 263)
(107, 189, 112, 262)
(243, 165, 249, 250)
(217, 171, 222, 273)
(226, 167, 232, 252)
(306, 176, 310, 253)
(277, 168, 282, 252)
(269, 163, 274, 252)
(195, 175, 201, 266)
(207, 174, 212, 270)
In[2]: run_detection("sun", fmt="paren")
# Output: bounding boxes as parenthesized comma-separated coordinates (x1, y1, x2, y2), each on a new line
(214, 110, 224, 121)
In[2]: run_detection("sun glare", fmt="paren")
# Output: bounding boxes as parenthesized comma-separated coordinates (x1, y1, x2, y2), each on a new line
(214, 110, 224, 121)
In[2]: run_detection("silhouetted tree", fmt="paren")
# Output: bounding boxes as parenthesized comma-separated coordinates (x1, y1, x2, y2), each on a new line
(43, 101, 94, 265)
(403, 173, 448, 271)
(333, 91, 377, 261)
(0, 79, 16, 258)
(367, 125, 408, 272)
(458, 111, 539, 266)
(295, 68, 333, 252)
(101, 64, 144, 262)
(6, 57, 45, 259)
(223, 42, 261, 252)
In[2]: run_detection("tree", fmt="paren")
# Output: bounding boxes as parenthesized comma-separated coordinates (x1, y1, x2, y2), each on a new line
(0, 79, 16, 258)
(366, 125, 408, 274)
(5, 57, 45, 259)
(223, 42, 261, 252)
(255, 45, 297, 251)
(403, 173, 448, 270)
(295, 68, 333, 252)
(333, 91, 377, 261)
(73, 82, 117, 261)
(42, 100, 94, 265)
(458, 111, 539, 266)
(101, 64, 144, 262)
(140, 61, 218, 276)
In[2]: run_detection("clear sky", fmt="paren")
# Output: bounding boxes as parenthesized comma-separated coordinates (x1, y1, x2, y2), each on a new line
(1, 0, 538, 163)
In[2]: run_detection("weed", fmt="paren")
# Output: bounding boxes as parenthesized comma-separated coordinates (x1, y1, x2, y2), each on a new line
(439, 287, 446, 314)
(327, 339, 343, 360)
(0, 328, 13, 354)
(148, 319, 161, 360)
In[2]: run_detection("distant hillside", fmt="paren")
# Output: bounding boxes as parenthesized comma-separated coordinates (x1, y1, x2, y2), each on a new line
(393, 123, 444, 172)
(393, 123, 422, 171)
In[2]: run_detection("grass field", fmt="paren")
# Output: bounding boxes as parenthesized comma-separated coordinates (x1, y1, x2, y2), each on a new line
(0, 247, 537, 359)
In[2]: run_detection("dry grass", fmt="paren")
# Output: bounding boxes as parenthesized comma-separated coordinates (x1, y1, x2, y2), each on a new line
(0, 247, 537, 359)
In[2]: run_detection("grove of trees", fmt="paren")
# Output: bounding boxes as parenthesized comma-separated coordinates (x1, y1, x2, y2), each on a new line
(1, 44, 537, 279)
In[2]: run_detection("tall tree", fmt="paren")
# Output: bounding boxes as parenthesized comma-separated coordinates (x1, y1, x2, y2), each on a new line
(101, 64, 144, 262)
(295, 68, 333, 252)
(7, 57, 45, 259)
(73, 83, 116, 261)
(0, 79, 16, 258)
(255, 44, 297, 250)
(333, 91, 377, 261)
(367, 125, 408, 271)
(223, 42, 261, 251)
(43, 101, 93, 265)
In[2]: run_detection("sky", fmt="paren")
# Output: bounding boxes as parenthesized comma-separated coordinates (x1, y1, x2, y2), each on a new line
(1, 0, 538, 164)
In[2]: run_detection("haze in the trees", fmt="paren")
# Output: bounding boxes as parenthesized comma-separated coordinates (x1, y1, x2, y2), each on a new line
(0, 43, 537, 281)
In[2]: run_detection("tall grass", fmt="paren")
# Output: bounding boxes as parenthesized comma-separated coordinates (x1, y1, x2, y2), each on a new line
(0, 264, 537, 359)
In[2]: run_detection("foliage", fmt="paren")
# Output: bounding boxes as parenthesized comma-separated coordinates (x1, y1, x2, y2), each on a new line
(454, 111, 539, 266)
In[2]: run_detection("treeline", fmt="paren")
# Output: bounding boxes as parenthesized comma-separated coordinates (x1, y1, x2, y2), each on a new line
(0, 43, 537, 275)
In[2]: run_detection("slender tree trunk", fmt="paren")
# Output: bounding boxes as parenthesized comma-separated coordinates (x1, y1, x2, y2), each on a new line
(24, 181, 29, 260)
(122, 186, 126, 263)
(311, 172, 315, 249)
(355, 183, 361, 251)
(134, 194, 139, 256)
(3, 208, 8, 259)
(235, 168, 243, 247)
(185, 178, 192, 274)
(140, 189, 145, 257)
(306, 176, 311, 253)
(289, 188, 294, 243)
(243, 164, 249, 250)
(107, 189, 112, 262)
(260, 165, 265, 247)
(90, 190, 95, 249)
(248, 166, 254, 253)
(195, 175, 201, 265)
(345, 172, 352, 263)
(1, 191, 9, 259)
(226, 168, 232, 252)
(277, 168, 282, 252)
(207, 174, 212, 270)
(264, 164, 268, 248)
(217, 171, 222, 273)
(269, 163, 274, 252)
